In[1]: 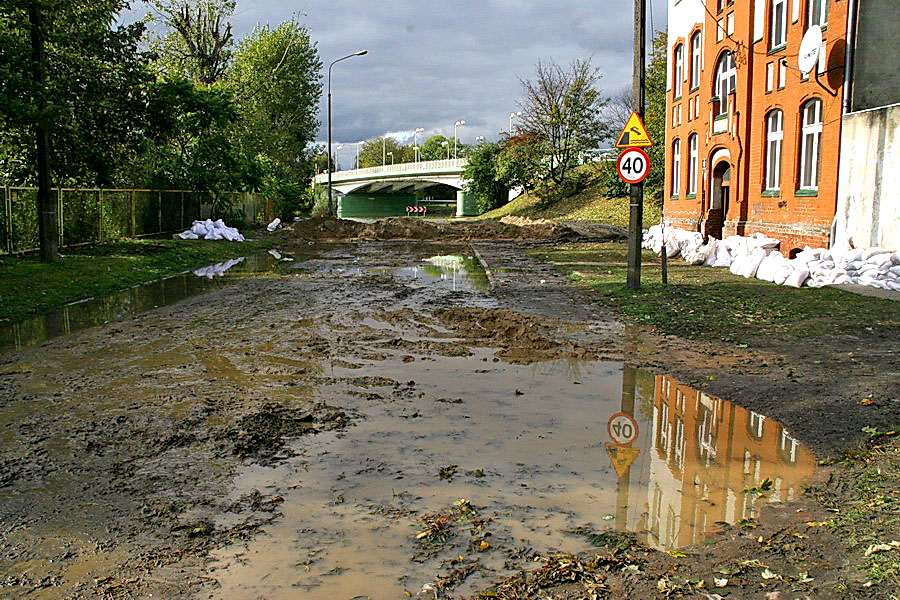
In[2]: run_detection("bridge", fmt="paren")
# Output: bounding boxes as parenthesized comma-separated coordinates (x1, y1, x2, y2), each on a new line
(312, 159, 477, 218)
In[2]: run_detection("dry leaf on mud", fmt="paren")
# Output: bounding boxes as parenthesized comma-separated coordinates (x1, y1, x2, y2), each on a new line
(864, 541, 900, 556)
(761, 568, 781, 580)
(713, 577, 728, 587)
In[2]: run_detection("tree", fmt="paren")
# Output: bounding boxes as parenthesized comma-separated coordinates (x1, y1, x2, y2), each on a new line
(643, 31, 667, 202)
(517, 57, 611, 185)
(0, 0, 155, 260)
(225, 20, 322, 183)
(357, 136, 407, 168)
(461, 142, 507, 213)
(150, 0, 235, 84)
(495, 133, 544, 192)
(420, 135, 449, 161)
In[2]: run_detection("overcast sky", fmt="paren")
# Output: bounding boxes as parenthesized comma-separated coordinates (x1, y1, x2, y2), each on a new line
(131, 1, 668, 167)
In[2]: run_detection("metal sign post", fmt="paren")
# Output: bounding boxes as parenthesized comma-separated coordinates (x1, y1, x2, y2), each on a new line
(626, 0, 646, 289)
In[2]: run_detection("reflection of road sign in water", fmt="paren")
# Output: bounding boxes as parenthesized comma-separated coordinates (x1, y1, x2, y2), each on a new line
(605, 442, 640, 478)
(607, 412, 639, 445)
(616, 148, 650, 185)
(615, 111, 653, 148)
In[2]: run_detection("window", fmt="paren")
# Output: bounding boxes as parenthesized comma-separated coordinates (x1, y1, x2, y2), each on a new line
(799, 99, 822, 190)
(672, 139, 681, 196)
(690, 33, 701, 90)
(771, 0, 787, 49)
(765, 110, 783, 190)
(673, 44, 684, 97)
(687, 134, 698, 195)
(808, 0, 829, 28)
(714, 52, 736, 115)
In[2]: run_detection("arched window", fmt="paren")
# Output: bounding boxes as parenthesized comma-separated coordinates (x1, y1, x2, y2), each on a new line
(800, 99, 822, 190)
(673, 44, 684, 97)
(690, 32, 702, 90)
(765, 110, 783, 191)
(714, 52, 736, 116)
(687, 134, 698, 195)
(671, 139, 681, 197)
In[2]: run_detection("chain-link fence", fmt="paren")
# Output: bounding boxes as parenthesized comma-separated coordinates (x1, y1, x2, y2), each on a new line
(0, 188, 275, 254)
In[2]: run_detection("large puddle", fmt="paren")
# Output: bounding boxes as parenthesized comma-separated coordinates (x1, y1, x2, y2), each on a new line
(206, 358, 815, 599)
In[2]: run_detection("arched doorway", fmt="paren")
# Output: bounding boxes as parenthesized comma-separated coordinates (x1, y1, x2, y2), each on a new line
(707, 161, 731, 240)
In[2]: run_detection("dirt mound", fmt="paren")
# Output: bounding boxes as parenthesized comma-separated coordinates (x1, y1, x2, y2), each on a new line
(282, 216, 583, 242)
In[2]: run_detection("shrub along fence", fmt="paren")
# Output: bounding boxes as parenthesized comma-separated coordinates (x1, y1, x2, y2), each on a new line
(0, 187, 275, 254)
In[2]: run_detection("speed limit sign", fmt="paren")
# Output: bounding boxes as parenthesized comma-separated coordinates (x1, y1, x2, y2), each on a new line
(607, 412, 639, 446)
(616, 147, 650, 184)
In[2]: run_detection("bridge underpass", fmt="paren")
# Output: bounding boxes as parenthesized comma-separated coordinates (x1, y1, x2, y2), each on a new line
(312, 159, 477, 218)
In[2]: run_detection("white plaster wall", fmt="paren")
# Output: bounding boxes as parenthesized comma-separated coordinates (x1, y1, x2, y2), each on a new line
(835, 104, 900, 249)
(667, 0, 706, 91)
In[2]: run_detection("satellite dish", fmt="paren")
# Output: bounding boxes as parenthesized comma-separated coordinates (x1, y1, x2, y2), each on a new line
(798, 25, 823, 74)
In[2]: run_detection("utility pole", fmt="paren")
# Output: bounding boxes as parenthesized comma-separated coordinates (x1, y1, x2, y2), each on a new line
(626, 0, 646, 289)
(29, 2, 57, 262)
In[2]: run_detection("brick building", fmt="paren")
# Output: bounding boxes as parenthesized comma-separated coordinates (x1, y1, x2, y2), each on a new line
(664, 0, 847, 254)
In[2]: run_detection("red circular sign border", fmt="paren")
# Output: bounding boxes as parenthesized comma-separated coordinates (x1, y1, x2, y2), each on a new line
(616, 147, 651, 184)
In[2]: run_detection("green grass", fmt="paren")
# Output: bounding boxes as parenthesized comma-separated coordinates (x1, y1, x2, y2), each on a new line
(530, 241, 900, 344)
(0, 237, 279, 323)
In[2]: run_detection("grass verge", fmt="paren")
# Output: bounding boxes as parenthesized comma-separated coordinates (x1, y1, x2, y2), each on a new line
(0, 236, 280, 324)
(531, 241, 899, 344)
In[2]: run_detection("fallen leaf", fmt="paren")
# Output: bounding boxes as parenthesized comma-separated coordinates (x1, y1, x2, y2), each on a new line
(479, 540, 490, 551)
(714, 577, 728, 587)
(806, 520, 831, 527)
(761, 568, 780, 580)
(864, 541, 900, 557)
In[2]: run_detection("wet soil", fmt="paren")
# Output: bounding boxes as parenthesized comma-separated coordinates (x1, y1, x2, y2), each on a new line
(0, 221, 896, 599)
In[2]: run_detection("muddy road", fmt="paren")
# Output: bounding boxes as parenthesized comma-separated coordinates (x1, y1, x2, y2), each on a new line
(0, 228, 896, 599)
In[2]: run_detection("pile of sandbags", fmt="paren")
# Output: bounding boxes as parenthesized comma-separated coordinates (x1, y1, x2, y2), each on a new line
(642, 224, 899, 291)
(193, 257, 245, 279)
(175, 219, 245, 242)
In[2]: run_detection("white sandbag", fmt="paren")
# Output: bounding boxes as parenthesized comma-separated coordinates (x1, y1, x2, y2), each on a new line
(862, 247, 892, 260)
(756, 251, 786, 282)
(868, 253, 894, 269)
(665, 237, 680, 258)
(713, 242, 733, 268)
(190, 222, 207, 235)
(213, 219, 226, 229)
(738, 248, 767, 278)
(892, 252, 900, 265)
(889, 266, 900, 277)
(267, 217, 282, 232)
(729, 251, 747, 275)
(702, 238, 719, 267)
(175, 231, 199, 240)
(773, 263, 793, 285)
(887, 280, 900, 291)
(785, 269, 809, 287)
(794, 246, 822, 263)
(204, 229, 222, 240)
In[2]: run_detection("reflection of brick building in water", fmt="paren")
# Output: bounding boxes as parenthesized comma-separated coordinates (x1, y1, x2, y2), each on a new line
(645, 375, 816, 549)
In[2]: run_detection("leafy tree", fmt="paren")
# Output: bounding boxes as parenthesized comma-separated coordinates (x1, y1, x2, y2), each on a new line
(518, 57, 611, 186)
(461, 142, 507, 213)
(357, 136, 407, 168)
(225, 20, 322, 184)
(495, 133, 544, 192)
(420, 135, 450, 161)
(643, 31, 667, 203)
(149, 0, 235, 84)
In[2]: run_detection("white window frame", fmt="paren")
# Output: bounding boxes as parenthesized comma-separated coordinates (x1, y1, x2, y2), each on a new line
(690, 33, 702, 90)
(687, 134, 698, 195)
(714, 52, 736, 116)
(800, 99, 822, 190)
(672, 139, 681, 196)
(765, 110, 783, 191)
(771, 0, 787, 49)
(808, 0, 829, 28)
(673, 44, 684, 97)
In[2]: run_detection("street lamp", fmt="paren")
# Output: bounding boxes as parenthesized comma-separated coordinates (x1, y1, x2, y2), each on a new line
(453, 119, 465, 158)
(387, 151, 394, 165)
(441, 140, 449, 159)
(327, 49, 368, 216)
(509, 111, 521, 133)
(413, 145, 420, 163)
(413, 127, 424, 163)
(475, 135, 485, 145)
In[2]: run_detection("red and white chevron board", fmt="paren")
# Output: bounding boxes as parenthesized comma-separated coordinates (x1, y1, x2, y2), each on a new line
(405, 206, 427, 214)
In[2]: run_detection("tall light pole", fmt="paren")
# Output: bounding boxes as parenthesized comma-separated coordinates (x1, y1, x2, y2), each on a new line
(327, 49, 367, 217)
(387, 151, 394, 165)
(441, 140, 449, 159)
(356, 141, 363, 169)
(453, 120, 465, 158)
(413, 127, 424, 163)
(413, 145, 420, 163)
(475, 135, 485, 145)
(509, 111, 521, 134)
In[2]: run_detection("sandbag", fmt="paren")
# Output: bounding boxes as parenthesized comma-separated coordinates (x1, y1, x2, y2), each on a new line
(785, 269, 809, 287)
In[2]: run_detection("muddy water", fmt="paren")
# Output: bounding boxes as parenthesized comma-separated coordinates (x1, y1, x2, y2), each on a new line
(206, 356, 815, 599)
(0, 251, 286, 354)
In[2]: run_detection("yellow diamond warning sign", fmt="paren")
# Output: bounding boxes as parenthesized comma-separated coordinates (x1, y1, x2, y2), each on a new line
(615, 111, 653, 148)
(605, 442, 640, 478)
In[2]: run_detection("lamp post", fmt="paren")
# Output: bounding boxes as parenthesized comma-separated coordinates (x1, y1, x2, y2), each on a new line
(387, 151, 394, 165)
(475, 135, 485, 145)
(453, 120, 465, 158)
(413, 127, 424, 163)
(441, 140, 449, 159)
(327, 49, 368, 217)
(413, 145, 420, 163)
(509, 111, 521, 134)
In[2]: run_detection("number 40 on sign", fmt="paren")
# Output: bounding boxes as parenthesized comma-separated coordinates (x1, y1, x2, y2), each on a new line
(616, 147, 650, 185)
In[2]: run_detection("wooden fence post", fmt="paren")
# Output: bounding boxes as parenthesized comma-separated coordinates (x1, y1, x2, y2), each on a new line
(98, 189, 103, 243)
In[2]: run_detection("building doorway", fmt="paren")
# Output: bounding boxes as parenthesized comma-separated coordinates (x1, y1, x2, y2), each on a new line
(707, 161, 730, 240)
